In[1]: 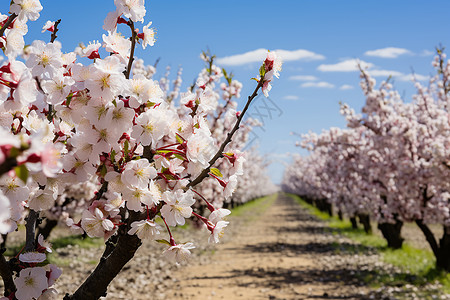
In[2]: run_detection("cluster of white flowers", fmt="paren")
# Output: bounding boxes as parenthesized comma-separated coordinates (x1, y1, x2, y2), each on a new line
(0, 0, 281, 298)
(283, 51, 450, 270)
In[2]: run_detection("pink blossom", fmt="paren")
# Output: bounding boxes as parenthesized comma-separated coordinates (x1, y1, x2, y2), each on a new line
(18, 252, 46, 263)
(128, 219, 161, 239)
(163, 242, 195, 263)
(14, 267, 48, 300)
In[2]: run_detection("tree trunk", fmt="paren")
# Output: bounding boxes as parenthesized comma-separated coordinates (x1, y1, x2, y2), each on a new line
(65, 232, 142, 299)
(1, 234, 7, 250)
(315, 199, 332, 216)
(437, 226, 450, 271)
(0, 253, 15, 297)
(303, 196, 313, 205)
(416, 221, 450, 272)
(337, 210, 343, 221)
(378, 218, 404, 249)
(64, 211, 144, 300)
(358, 214, 372, 234)
(36, 219, 58, 240)
(325, 201, 333, 217)
(350, 216, 358, 229)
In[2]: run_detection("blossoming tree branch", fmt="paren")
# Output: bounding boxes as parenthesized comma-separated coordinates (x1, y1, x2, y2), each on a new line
(0, 0, 281, 299)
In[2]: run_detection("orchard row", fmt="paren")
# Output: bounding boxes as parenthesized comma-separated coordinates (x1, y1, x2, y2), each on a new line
(283, 51, 450, 272)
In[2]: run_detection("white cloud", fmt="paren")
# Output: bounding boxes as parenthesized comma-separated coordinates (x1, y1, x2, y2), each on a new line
(276, 49, 325, 62)
(317, 59, 373, 72)
(288, 75, 318, 81)
(283, 95, 300, 100)
(367, 69, 404, 77)
(397, 73, 429, 82)
(216, 48, 325, 66)
(366, 69, 428, 82)
(420, 49, 434, 56)
(364, 47, 412, 58)
(339, 84, 354, 90)
(267, 152, 292, 159)
(301, 81, 335, 88)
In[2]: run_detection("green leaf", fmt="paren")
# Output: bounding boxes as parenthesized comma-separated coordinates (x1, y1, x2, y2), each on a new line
(14, 165, 29, 184)
(110, 150, 116, 164)
(175, 134, 184, 144)
(173, 153, 185, 161)
(100, 164, 107, 177)
(65, 92, 73, 106)
(9, 147, 20, 159)
(156, 239, 171, 246)
(156, 149, 174, 154)
(124, 139, 129, 155)
(210, 167, 223, 178)
(259, 64, 266, 78)
(222, 68, 228, 79)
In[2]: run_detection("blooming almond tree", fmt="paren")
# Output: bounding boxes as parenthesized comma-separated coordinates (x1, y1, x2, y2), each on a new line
(285, 53, 450, 270)
(0, 0, 282, 299)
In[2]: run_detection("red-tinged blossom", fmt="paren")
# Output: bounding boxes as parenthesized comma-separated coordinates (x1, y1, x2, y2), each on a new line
(87, 49, 100, 60)
(25, 153, 41, 163)
(117, 17, 128, 24)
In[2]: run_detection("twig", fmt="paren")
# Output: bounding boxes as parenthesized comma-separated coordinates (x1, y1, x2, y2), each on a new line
(0, 157, 17, 177)
(153, 57, 160, 68)
(142, 145, 153, 162)
(124, 20, 137, 79)
(0, 13, 17, 37)
(50, 19, 61, 43)
(187, 80, 263, 188)
(25, 210, 39, 252)
(95, 181, 109, 201)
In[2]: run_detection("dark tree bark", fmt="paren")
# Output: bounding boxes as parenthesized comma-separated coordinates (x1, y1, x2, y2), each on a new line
(314, 199, 332, 216)
(36, 219, 58, 240)
(64, 212, 143, 300)
(1, 234, 7, 250)
(378, 217, 404, 249)
(0, 253, 15, 297)
(416, 221, 450, 272)
(303, 196, 313, 205)
(337, 210, 343, 221)
(325, 201, 333, 217)
(437, 226, 450, 272)
(358, 214, 372, 234)
(350, 216, 358, 229)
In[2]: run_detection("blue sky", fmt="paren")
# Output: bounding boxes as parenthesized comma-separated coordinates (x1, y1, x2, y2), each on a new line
(4, 1, 450, 184)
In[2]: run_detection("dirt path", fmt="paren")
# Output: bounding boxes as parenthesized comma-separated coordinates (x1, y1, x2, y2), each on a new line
(167, 194, 372, 300)
(4, 193, 447, 299)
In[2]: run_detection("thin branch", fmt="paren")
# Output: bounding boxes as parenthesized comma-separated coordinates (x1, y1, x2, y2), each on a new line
(0, 13, 17, 37)
(0, 253, 15, 297)
(187, 80, 263, 188)
(95, 181, 109, 201)
(50, 19, 61, 43)
(124, 20, 137, 79)
(0, 157, 17, 177)
(142, 145, 153, 162)
(416, 219, 439, 258)
(25, 210, 39, 252)
(153, 57, 160, 68)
